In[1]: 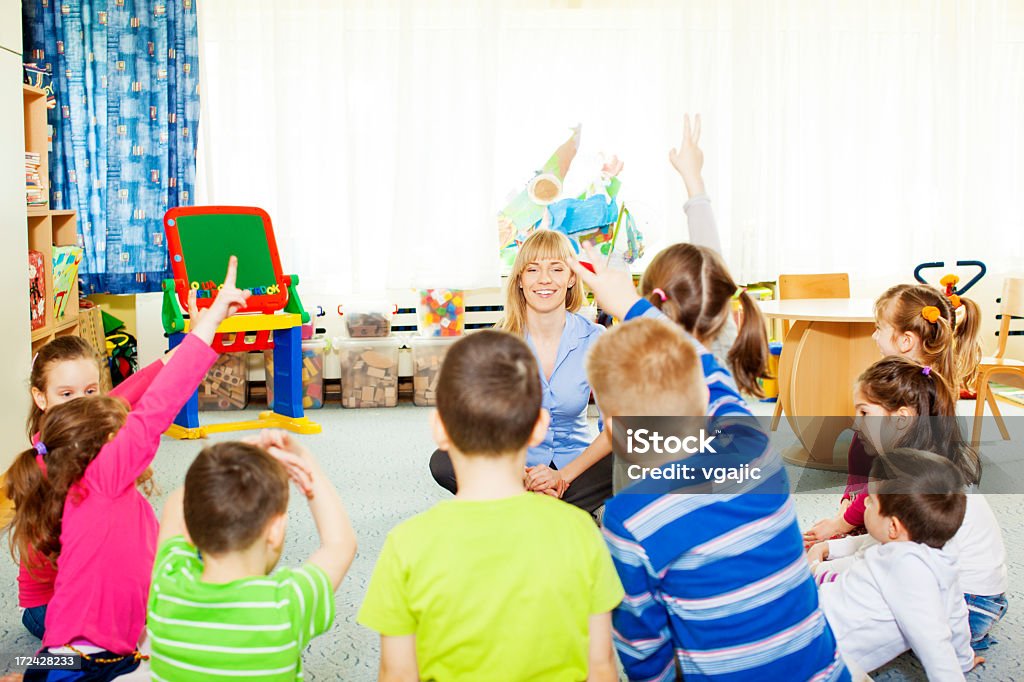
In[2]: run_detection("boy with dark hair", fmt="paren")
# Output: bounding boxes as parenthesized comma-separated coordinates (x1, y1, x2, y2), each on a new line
(818, 449, 983, 679)
(148, 435, 356, 681)
(358, 330, 623, 681)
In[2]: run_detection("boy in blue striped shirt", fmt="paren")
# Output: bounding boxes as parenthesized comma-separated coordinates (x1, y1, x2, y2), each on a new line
(580, 304, 850, 679)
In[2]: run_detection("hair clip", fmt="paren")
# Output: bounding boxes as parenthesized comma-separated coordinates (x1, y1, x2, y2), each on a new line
(651, 288, 668, 302)
(921, 306, 941, 323)
(922, 366, 932, 376)
(34, 441, 47, 457)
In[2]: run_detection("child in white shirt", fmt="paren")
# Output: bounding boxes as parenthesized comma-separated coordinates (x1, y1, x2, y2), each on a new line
(816, 449, 984, 680)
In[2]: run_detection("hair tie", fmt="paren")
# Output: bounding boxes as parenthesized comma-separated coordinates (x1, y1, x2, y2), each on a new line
(651, 288, 668, 302)
(921, 306, 941, 323)
(34, 441, 47, 457)
(922, 366, 932, 376)
(948, 293, 962, 310)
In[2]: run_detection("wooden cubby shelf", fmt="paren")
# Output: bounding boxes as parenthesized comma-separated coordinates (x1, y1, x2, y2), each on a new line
(24, 85, 82, 351)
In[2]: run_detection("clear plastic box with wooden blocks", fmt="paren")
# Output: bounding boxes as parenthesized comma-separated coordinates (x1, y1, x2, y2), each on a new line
(343, 301, 393, 338)
(199, 352, 249, 410)
(264, 336, 329, 410)
(335, 337, 401, 408)
(411, 336, 458, 406)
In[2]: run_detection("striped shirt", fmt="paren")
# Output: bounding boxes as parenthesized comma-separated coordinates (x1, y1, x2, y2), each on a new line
(148, 537, 335, 681)
(599, 301, 849, 681)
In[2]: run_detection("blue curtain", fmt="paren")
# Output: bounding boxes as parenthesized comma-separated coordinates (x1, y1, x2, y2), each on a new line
(23, 0, 200, 294)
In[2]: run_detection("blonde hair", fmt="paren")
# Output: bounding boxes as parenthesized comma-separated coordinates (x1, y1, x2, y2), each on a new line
(586, 318, 705, 418)
(499, 230, 583, 337)
(875, 284, 982, 394)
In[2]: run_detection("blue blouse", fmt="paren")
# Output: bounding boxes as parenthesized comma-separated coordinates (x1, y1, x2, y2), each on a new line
(524, 311, 604, 469)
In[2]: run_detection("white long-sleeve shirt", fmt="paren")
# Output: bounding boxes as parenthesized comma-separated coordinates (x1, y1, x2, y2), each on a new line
(816, 494, 1007, 597)
(945, 493, 1008, 596)
(819, 541, 974, 680)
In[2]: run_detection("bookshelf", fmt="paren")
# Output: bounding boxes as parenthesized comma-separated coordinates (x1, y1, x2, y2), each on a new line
(23, 84, 81, 351)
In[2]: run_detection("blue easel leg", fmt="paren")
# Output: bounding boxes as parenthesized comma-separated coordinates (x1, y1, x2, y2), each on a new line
(169, 332, 201, 429)
(272, 326, 304, 419)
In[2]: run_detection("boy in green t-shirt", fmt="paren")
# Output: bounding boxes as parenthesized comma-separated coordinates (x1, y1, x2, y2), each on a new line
(148, 435, 357, 681)
(358, 330, 624, 681)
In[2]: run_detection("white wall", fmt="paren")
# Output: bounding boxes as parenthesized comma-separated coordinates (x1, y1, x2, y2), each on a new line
(0, 3, 33, 465)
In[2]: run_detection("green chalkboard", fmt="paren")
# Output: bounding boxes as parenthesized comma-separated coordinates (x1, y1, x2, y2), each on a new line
(165, 207, 288, 314)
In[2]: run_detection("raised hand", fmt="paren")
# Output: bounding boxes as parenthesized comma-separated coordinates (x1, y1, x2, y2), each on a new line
(668, 113, 705, 197)
(190, 256, 250, 344)
(245, 429, 316, 498)
(568, 242, 640, 321)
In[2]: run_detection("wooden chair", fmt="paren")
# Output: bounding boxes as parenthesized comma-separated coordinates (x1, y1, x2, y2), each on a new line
(770, 273, 851, 431)
(971, 276, 1024, 447)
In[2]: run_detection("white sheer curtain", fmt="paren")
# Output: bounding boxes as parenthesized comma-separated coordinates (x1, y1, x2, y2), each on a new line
(196, 0, 1024, 292)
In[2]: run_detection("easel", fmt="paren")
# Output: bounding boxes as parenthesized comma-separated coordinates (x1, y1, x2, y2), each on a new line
(161, 206, 321, 439)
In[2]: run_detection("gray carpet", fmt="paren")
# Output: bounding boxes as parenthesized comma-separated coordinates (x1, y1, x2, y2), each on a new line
(1, 404, 1020, 680)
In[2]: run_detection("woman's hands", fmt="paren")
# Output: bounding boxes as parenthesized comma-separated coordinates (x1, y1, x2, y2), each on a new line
(525, 464, 569, 498)
(668, 113, 705, 198)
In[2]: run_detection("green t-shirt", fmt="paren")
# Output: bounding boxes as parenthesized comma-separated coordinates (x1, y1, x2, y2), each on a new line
(147, 536, 335, 681)
(357, 493, 624, 681)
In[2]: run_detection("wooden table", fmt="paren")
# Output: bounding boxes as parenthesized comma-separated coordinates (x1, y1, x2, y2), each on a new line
(759, 299, 881, 470)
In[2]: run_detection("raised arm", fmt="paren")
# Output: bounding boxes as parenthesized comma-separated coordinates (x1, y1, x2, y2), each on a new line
(87, 257, 249, 496)
(258, 430, 356, 590)
(669, 113, 723, 253)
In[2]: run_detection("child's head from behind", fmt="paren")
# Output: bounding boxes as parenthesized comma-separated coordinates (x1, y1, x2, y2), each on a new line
(28, 336, 104, 436)
(587, 318, 707, 421)
(873, 283, 981, 392)
(434, 330, 546, 457)
(865, 448, 967, 549)
(854, 356, 979, 484)
(639, 243, 768, 397)
(184, 442, 290, 572)
(7, 396, 128, 567)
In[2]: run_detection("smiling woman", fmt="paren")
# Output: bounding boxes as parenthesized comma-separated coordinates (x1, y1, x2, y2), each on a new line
(428, 231, 613, 515)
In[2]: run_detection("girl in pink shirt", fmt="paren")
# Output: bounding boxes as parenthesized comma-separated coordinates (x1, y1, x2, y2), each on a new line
(5, 257, 248, 680)
(10, 335, 167, 640)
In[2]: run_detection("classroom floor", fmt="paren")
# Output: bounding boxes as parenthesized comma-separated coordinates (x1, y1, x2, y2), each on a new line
(1, 400, 1020, 680)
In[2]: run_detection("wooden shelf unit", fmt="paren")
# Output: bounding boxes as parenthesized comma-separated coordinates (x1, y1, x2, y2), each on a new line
(24, 84, 81, 351)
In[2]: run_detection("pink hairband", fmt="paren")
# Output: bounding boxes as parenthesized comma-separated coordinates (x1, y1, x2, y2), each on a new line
(651, 288, 668, 302)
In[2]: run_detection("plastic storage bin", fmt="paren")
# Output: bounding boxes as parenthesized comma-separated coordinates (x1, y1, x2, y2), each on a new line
(410, 336, 458, 406)
(417, 288, 464, 337)
(343, 301, 393, 338)
(199, 353, 248, 410)
(336, 337, 401, 408)
(265, 336, 329, 410)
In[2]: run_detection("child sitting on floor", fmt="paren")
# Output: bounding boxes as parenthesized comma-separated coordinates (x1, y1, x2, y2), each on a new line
(6, 257, 246, 681)
(358, 330, 623, 681)
(584, 317, 850, 682)
(8, 332, 178, 639)
(148, 432, 356, 680)
(805, 282, 983, 542)
(807, 357, 1007, 652)
(816, 449, 984, 679)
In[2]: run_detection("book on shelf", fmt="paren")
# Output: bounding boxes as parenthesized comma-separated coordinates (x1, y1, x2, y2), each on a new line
(25, 151, 45, 207)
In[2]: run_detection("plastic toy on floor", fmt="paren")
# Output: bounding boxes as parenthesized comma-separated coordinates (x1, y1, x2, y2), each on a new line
(160, 206, 320, 438)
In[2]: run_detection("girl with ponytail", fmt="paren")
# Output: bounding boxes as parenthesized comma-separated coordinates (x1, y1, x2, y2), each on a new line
(639, 244, 769, 397)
